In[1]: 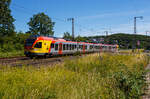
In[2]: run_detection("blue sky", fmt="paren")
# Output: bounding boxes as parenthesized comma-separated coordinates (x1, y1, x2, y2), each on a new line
(10, 0, 150, 37)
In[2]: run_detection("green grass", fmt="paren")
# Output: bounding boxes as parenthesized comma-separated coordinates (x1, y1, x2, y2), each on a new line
(0, 50, 24, 58)
(0, 53, 149, 99)
(119, 49, 144, 54)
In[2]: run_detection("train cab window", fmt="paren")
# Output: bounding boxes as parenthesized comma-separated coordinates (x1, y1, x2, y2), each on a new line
(55, 44, 58, 50)
(34, 42, 42, 48)
(25, 38, 36, 46)
(51, 43, 54, 48)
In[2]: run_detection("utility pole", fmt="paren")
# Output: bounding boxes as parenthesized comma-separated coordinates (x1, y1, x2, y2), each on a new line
(146, 31, 150, 36)
(133, 16, 143, 51)
(134, 16, 143, 34)
(104, 31, 108, 36)
(104, 31, 109, 44)
(67, 18, 74, 40)
(146, 31, 150, 42)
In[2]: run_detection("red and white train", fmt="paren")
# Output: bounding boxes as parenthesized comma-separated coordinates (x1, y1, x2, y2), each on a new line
(24, 35, 118, 58)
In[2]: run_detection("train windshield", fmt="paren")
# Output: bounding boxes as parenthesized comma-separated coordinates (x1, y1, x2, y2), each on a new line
(25, 35, 40, 47)
(34, 42, 42, 48)
(25, 38, 36, 46)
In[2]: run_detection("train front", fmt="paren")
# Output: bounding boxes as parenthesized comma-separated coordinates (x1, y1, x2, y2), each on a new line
(24, 35, 50, 58)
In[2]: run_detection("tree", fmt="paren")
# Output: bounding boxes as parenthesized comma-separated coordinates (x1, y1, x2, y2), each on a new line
(0, 0, 15, 37)
(75, 35, 88, 42)
(63, 32, 73, 40)
(27, 12, 55, 36)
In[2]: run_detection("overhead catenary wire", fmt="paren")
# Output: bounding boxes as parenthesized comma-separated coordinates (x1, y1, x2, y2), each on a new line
(11, 3, 112, 36)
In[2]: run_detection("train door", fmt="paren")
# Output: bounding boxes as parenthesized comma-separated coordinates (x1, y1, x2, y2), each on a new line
(59, 43, 62, 54)
(109, 46, 111, 52)
(83, 44, 85, 53)
(46, 41, 50, 53)
(48, 42, 54, 54)
(43, 41, 49, 53)
(100, 45, 103, 52)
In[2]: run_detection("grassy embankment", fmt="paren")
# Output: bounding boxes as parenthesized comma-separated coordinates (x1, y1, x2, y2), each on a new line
(119, 49, 144, 54)
(0, 50, 24, 58)
(0, 53, 149, 99)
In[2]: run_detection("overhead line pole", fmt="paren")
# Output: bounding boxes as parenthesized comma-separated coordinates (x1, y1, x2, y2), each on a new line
(72, 18, 74, 39)
(68, 18, 75, 40)
(133, 16, 143, 51)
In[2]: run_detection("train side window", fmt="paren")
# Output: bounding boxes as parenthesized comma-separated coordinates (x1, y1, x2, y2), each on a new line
(51, 43, 54, 48)
(70, 44, 71, 50)
(79, 45, 81, 49)
(73, 45, 75, 50)
(79, 45, 82, 49)
(55, 44, 58, 50)
(34, 42, 42, 48)
(70, 45, 72, 50)
(90, 45, 92, 49)
(85, 45, 87, 50)
(72, 45, 73, 50)
(63, 44, 65, 50)
(67, 44, 69, 50)
(75, 45, 77, 49)
(65, 44, 67, 50)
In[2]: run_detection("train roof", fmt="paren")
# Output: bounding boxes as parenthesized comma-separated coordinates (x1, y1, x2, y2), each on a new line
(30, 35, 117, 46)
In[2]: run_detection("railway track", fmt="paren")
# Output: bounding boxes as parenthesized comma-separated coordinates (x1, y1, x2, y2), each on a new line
(0, 55, 80, 67)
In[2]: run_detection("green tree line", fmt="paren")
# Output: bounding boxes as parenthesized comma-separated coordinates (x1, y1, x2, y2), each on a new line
(63, 32, 150, 49)
(1, 0, 150, 54)
(0, 0, 54, 53)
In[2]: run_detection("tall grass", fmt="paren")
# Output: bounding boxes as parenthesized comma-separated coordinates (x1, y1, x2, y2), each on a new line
(0, 50, 24, 58)
(0, 53, 148, 99)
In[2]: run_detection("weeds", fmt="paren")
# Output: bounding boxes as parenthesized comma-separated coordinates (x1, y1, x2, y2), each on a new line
(0, 50, 24, 58)
(0, 53, 148, 99)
